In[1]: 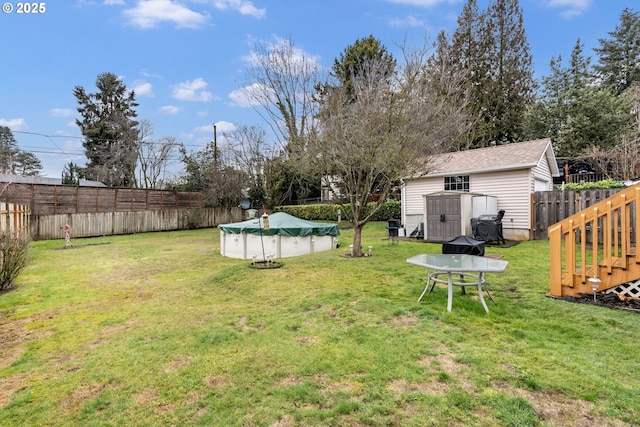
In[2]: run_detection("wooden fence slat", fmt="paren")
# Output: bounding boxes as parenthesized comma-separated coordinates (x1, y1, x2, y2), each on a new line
(34, 207, 242, 240)
(4, 183, 204, 215)
(534, 189, 627, 240)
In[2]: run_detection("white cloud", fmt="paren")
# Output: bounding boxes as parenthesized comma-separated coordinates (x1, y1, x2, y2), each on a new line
(0, 118, 28, 131)
(50, 108, 75, 118)
(104, 0, 125, 5)
(228, 84, 263, 108)
(389, 15, 427, 28)
(140, 69, 163, 79)
(159, 105, 182, 114)
(212, 0, 265, 18)
(213, 120, 236, 133)
(132, 80, 154, 97)
(243, 37, 321, 70)
(543, 0, 593, 18)
(172, 78, 217, 102)
(123, 0, 209, 29)
(194, 124, 214, 133)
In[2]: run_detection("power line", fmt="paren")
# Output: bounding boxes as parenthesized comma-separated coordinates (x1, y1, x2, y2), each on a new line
(13, 130, 212, 150)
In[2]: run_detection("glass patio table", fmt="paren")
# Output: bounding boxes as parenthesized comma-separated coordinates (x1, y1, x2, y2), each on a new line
(406, 254, 508, 313)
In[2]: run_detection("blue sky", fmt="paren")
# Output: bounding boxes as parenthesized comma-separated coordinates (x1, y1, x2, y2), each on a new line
(0, 0, 635, 179)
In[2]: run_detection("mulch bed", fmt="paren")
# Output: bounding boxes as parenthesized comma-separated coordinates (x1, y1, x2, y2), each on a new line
(558, 292, 640, 312)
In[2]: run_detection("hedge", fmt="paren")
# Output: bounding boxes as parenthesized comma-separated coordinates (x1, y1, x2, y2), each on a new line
(275, 200, 402, 222)
(559, 178, 626, 191)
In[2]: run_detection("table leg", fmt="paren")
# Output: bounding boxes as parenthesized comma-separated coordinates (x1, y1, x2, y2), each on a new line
(418, 268, 432, 301)
(447, 272, 454, 312)
(477, 272, 489, 313)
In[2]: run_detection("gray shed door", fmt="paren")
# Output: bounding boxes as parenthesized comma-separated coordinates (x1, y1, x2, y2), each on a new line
(426, 195, 461, 242)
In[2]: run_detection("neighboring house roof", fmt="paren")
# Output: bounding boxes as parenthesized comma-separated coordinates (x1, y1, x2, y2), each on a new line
(0, 174, 106, 187)
(411, 138, 560, 178)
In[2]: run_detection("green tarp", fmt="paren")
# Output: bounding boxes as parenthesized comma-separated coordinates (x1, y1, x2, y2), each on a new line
(218, 212, 339, 237)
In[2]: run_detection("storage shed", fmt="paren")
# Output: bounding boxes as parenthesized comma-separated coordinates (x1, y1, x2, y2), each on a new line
(219, 212, 339, 260)
(402, 139, 560, 241)
(422, 192, 498, 242)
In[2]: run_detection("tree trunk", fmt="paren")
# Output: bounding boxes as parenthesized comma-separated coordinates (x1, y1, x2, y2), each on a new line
(352, 223, 364, 257)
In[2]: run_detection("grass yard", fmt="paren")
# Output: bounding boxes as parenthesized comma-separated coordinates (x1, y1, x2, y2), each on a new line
(1, 223, 639, 426)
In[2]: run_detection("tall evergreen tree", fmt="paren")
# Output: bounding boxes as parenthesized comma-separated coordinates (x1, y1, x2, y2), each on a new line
(525, 40, 633, 157)
(452, 0, 534, 147)
(61, 161, 81, 185)
(426, 30, 476, 150)
(0, 126, 42, 176)
(13, 152, 42, 176)
(0, 126, 20, 174)
(594, 8, 640, 95)
(451, 0, 488, 147)
(74, 72, 140, 188)
(331, 35, 396, 101)
(483, 0, 535, 144)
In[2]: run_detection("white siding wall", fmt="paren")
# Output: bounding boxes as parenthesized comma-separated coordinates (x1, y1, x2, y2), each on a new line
(403, 168, 534, 241)
(531, 157, 553, 191)
(469, 169, 531, 239)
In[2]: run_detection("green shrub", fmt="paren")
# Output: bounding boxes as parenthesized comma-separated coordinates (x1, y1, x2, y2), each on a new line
(180, 209, 203, 229)
(559, 179, 626, 191)
(275, 200, 402, 221)
(0, 232, 30, 291)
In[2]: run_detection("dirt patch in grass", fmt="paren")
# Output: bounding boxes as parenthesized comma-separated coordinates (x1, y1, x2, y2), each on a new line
(133, 387, 159, 405)
(295, 336, 316, 345)
(204, 375, 226, 388)
(270, 414, 296, 427)
(131, 387, 177, 414)
(0, 311, 56, 370)
(165, 356, 192, 373)
(387, 378, 449, 396)
(88, 319, 139, 349)
(0, 372, 30, 408)
(494, 384, 627, 427)
(390, 312, 419, 329)
(61, 382, 108, 411)
(419, 347, 475, 392)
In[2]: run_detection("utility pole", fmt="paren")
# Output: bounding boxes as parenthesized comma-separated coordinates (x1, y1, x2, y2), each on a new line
(213, 124, 218, 168)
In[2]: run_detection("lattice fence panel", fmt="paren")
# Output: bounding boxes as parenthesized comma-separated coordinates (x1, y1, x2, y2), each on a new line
(606, 280, 640, 299)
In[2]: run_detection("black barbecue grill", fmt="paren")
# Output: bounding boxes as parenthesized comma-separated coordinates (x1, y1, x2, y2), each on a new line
(471, 210, 505, 245)
(442, 235, 485, 256)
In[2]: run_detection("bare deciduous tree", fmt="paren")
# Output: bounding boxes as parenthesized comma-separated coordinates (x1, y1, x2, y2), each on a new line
(240, 38, 325, 205)
(312, 42, 472, 256)
(241, 37, 322, 153)
(222, 124, 273, 208)
(137, 119, 179, 189)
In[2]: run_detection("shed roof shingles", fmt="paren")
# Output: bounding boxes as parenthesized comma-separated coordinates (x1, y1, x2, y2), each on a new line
(415, 138, 553, 177)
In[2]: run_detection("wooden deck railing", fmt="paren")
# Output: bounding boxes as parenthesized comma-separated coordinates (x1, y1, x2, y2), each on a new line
(548, 184, 640, 297)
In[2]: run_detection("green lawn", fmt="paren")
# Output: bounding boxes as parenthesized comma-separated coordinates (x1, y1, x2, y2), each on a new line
(1, 223, 638, 426)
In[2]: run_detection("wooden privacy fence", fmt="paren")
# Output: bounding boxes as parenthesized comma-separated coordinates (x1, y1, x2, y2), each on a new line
(34, 207, 243, 240)
(532, 189, 625, 240)
(0, 202, 31, 235)
(0, 182, 244, 240)
(3, 183, 204, 215)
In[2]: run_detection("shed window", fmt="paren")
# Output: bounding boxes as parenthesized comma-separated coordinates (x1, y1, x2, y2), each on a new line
(444, 175, 469, 192)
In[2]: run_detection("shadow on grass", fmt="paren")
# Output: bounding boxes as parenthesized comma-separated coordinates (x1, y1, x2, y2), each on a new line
(54, 242, 112, 250)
